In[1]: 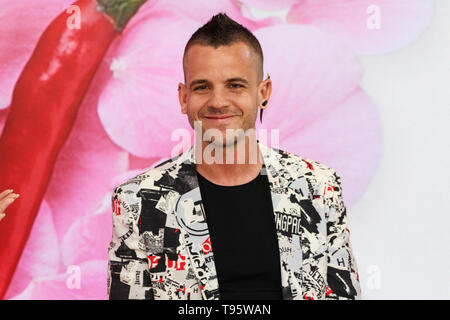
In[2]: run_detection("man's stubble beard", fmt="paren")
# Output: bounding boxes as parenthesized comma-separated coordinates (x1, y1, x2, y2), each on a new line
(209, 130, 243, 148)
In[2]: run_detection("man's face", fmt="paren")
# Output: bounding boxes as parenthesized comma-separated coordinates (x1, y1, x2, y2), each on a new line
(179, 42, 269, 146)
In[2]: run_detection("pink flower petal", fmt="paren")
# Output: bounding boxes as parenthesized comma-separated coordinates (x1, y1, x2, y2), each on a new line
(251, 24, 380, 207)
(9, 260, 108, 300)
(4, 200, 59, 299)
(282, 88, 382, 206)
(254, 24, 362, 136)
(128, 154, 161, 171)
(287, 0, 435, 55)
(111, 166, 160, 188)
(98, 10, 200, 158)
(60, 209, 111, 267)
(135, 0, 281, 30)
(44, 60, 129, 242)
(0, 0, 75, 109)
(237, 0, 297, 11)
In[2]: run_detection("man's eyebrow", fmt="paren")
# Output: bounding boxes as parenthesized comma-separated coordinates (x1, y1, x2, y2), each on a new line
(189, 79, 208, 88)
(226, 77, 249, 85)
(189, 77, 249, 88)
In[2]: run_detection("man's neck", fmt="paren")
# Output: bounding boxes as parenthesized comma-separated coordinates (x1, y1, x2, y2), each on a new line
(195, 136, 263, 186)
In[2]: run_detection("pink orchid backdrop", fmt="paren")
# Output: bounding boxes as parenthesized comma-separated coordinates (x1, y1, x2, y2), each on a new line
(0, 0, 434, 299)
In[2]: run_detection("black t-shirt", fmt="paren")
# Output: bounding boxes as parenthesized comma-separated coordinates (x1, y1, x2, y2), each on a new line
(196, 167, 283, 300)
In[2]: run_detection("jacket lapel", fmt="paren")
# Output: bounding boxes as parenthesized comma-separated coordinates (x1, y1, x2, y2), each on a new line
(258, 142, 306, 300)
(169, 145, 220, 300)
(169, 140, 306, 300)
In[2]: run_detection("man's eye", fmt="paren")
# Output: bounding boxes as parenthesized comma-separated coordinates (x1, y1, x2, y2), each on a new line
(194, 84, 243, 90)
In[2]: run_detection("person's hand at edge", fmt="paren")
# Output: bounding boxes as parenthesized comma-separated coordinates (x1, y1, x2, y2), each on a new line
(0, 189, 20, 221)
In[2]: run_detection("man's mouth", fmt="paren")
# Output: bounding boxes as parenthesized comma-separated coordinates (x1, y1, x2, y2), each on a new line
(203, 115, 237, 124)
(204, 115, 235, 119)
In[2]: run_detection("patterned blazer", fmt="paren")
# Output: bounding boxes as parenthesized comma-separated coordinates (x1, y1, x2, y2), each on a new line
(107, 140, 362, 300)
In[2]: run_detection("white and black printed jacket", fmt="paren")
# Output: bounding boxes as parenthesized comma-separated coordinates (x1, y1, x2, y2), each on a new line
(107, 140, 362, 300)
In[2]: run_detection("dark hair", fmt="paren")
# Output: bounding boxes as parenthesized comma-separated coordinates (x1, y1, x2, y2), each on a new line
(183, 13, 264, 83)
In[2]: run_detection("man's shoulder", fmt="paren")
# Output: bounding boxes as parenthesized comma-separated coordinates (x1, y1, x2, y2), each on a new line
(112, 152, 184, 195)
(270, 145, 338, 181)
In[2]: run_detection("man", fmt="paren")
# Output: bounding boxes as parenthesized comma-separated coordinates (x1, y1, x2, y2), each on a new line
(107, 13, 361, 300)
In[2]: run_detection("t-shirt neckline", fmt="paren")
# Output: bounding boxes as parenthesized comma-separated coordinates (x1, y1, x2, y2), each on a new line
(195, 168, 263, 189)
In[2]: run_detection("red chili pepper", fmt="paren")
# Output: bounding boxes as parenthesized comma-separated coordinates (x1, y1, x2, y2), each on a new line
(0, 0, 147, 298)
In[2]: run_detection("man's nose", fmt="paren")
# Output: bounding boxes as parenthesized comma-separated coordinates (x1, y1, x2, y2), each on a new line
(207, 87, 229, 110)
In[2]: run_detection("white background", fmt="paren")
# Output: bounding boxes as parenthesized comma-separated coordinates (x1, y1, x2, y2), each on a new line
(354, 0, 450, 299)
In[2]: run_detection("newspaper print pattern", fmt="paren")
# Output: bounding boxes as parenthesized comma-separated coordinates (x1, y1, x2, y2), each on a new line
(107, 141, 362, 300)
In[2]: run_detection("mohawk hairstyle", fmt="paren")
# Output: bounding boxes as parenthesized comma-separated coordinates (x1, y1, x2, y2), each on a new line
(182, 12, 264, 83)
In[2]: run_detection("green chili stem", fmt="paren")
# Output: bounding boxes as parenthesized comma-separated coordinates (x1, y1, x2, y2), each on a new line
(97, 0, 147, 32)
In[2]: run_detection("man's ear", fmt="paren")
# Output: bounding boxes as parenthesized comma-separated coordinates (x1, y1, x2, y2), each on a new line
(178, 82, 187, 114)
(259, 73, 272, 103)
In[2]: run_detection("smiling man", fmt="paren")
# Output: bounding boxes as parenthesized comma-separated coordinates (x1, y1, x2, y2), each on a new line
(179, 30, 269, 186)
(108, 13, 362, 300)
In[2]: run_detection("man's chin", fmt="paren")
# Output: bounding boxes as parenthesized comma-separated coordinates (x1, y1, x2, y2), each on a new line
(211, 133, 248, 148)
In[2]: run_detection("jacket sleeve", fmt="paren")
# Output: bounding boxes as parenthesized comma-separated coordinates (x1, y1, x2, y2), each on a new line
(325, 170, 362, 300)
(107, 187, 154, 300)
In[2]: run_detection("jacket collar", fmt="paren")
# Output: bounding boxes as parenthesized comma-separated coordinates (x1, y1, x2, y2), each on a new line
(169, 139, 307, 300)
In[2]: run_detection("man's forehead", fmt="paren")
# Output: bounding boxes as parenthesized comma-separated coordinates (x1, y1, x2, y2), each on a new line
(184, 42, 257, 81)
(186, 42, 254, 60)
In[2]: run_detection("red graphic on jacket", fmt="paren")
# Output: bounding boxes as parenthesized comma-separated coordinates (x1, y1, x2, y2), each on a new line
(302, 159, 314, 170)
(148, 255, 161, 269)
(148, 253, 186, 271)
(323, 183, 335, 197)
(113, 198, 121, 215)
(167, 253, 186, 271)
(303, 293, 315, 300)
(202, 237, 212, 254)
